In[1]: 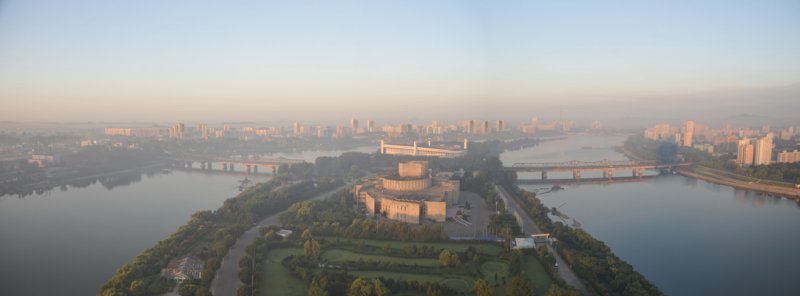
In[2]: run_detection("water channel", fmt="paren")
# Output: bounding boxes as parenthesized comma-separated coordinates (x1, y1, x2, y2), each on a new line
(502, 134, 800, 296)
(0, 146, 374, 296)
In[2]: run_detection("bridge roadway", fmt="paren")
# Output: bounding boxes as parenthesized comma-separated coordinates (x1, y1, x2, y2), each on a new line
(506, 160, 689, 180)
(166, 156, 305, 173)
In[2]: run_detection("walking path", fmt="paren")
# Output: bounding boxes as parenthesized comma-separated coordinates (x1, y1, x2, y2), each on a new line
(678, 167, 800, 199)
(495, 185, 594, 296)
(209, 185, 348, 296)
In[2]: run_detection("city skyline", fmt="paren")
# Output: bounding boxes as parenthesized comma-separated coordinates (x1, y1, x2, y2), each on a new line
(1, 1, 799, 122)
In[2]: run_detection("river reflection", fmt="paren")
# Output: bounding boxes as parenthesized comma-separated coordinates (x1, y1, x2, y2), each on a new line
(0, 170, 264, 296)
(503, 134, 800, 296)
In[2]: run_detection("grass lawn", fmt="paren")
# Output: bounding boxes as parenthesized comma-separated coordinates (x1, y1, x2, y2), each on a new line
(258, 248, 306, 296)
(348, 270, 476, 293)
(321, 237, 504, 255)
(480, 260, 510, 283)
(522, 256, 553, 296)
(321, 249, 439, 266)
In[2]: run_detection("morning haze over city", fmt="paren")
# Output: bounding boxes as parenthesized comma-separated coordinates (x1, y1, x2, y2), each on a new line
(1, 1, 799, 296)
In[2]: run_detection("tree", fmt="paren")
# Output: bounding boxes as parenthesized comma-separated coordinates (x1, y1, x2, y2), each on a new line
(506, 276, 533, 296)
(178, 284, 199, 296)
(302, 228, 313, 240)
(128, 279, 146, 296)
(425, 286, 442, 296)
(308, 279, 329, 296)
(438, 249, 453, 267)
(475, 279, 493, 296)
(348, 277, 372, 296)
(304, 239, 320, 257)
(372, 279, 390, 296)
(450, 252, 461, 267)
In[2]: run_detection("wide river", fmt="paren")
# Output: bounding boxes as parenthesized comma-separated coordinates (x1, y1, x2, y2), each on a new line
(0, 146, 374, 296)
(502, 134, 800, 296)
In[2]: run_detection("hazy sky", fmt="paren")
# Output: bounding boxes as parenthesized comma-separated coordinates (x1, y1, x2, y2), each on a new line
(1, 0, 798, 122)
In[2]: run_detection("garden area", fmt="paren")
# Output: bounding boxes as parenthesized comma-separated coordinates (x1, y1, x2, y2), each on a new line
(255, 237, 552, 296)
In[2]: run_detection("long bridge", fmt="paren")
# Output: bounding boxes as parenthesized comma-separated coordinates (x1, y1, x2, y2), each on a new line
(506, 159, 689, 180)
(167, 156, 305, 174)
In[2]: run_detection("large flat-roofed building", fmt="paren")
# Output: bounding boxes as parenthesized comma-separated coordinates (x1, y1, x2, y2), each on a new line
(379, 139, 468, 158)
(777, 150, 800, 164)
(354, 161, 460, 224)
(105, 127, 165, 138)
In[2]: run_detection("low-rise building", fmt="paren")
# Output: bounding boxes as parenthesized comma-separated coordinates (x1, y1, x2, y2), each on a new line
(161, 255, 204, 282)
(777, 150, 800, 164)
(354, 161, 460, 224)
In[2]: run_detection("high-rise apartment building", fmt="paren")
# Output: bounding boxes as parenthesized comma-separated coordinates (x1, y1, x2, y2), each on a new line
(753, 133, 774, 166)
(465, 120, 475, 134)
(497, 120, 505, 132)
(293, 122, 302, 136)
(736, 138, 754, 166)
(169, 123, 185, 139)
(197, 123, 209, 139)
(681, 120, 695, 147)
(366, 120, 375, 133)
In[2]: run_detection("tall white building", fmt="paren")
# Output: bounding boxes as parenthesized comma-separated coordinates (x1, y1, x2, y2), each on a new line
(681, 120, 695, 147)
(736, 138, 754, 166)
(753, 133, 774, 166)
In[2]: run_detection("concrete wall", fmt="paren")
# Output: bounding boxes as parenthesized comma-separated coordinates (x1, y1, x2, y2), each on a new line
(382, 177, 431, 191)
(424, 201, 446, 222)
(380, 198, 421, 224)
(399, 161, 429, 178)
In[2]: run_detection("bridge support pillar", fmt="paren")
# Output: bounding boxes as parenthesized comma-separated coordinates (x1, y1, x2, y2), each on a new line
(253, 166, 258, 174)
(229, 164, 235, 172)
(207, 162, 212, 170)
(223, 163, 228, 172)
(572, 170, 581, 181)
(246, 165, 252, 174)
(541, 171, 548, 180)
(603, 169, 614, 180)
(272, 166, 277, 175)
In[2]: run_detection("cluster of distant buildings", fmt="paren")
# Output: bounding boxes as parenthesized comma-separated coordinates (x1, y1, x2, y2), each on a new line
(103, 116, 600, 141)
(643, 121, 799, 166)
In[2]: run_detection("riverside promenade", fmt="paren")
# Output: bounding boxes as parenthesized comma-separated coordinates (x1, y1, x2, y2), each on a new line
(495, 185, 594, 296)
(210, 185, 348, 296)
(678, 167, 800, 199)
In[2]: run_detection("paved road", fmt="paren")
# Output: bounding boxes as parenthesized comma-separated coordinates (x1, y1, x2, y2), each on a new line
(495, 185, 594, 296)
(210, 185, 348, 296)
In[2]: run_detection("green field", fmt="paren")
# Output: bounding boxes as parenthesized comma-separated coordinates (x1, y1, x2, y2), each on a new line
(259, 248, 306, 296)
(480, 260, 510, 284)
(523, 256, 553, 295)
(321, 249, 439, 266)
(322, 237, 504, 255)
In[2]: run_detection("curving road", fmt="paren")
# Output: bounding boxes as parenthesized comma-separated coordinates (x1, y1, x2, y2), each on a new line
(210, 185, 348, 296)
(495, 185, 593, 296)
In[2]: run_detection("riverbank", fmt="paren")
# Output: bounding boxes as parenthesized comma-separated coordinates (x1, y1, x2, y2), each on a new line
(677, 167, 800, 200)
(2, 162, 167, 197)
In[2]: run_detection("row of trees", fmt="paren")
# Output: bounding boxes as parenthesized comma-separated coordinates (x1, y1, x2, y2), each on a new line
(503, 184, 664, 296)
(101, 174, 341, 296)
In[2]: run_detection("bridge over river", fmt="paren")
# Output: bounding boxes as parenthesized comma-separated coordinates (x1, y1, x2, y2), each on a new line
(506, 159, 689, 181)
(166, 156, 305, 174)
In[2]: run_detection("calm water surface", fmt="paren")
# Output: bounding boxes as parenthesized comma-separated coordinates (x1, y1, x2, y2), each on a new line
(502, 135, 800, 296)
(0, 171, 262, 296)
(0, 147, 374, 296)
